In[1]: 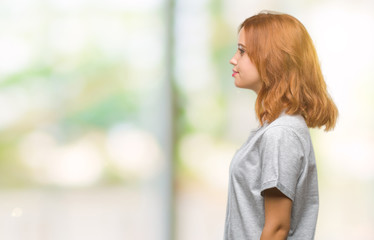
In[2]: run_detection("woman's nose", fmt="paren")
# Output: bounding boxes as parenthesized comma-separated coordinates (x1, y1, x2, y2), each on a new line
(229, 56, 237, 65)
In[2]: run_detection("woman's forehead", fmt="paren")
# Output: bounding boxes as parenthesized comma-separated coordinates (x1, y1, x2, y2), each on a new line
(238, 28, 247, 47)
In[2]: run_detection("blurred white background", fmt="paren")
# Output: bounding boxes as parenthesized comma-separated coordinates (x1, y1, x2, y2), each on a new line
(0, 0, 373, 239)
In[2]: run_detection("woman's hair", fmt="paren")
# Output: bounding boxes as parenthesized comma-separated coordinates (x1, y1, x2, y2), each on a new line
(239, 11, 338, 131)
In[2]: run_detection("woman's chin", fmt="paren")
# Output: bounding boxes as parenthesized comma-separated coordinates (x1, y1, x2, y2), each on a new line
(234, 80, 245, 89)
(234, 79, 241, 88)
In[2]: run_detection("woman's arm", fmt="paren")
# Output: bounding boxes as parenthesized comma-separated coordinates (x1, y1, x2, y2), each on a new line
(260, 187, 292, 240)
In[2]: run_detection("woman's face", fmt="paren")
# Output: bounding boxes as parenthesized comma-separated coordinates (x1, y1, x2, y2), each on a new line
(229, 28, 262, 94)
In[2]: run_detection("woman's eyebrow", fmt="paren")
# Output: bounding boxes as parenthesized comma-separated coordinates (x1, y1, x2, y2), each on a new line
(238, 43, 246, 49)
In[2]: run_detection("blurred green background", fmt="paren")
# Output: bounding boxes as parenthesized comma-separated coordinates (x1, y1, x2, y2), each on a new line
(1, 0, 374, 239)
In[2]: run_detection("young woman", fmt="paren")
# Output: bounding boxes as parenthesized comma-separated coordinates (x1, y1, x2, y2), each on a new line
(224, 11, 338, 240)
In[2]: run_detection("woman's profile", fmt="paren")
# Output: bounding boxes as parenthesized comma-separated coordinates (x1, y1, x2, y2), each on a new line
(224, 11, 338, 240)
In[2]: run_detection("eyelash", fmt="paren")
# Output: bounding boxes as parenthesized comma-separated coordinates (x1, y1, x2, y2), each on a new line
(238, 48, 245, 55)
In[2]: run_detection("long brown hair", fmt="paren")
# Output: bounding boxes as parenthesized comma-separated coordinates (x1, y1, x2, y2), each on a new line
(239, 11, 338, 131)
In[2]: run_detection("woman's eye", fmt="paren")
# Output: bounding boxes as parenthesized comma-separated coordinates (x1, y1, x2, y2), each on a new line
(238, 49, 245, 55)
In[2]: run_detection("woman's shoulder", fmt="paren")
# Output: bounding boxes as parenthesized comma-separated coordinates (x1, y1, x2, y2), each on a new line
(271, 111, 307, 129)
(261, 111, 310, 142)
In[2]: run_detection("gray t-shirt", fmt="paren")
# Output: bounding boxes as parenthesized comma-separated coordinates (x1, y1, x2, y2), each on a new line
(224, 111, 319, 240)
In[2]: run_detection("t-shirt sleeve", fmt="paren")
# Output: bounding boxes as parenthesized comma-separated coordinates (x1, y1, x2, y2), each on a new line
(259, 126, 304, 202)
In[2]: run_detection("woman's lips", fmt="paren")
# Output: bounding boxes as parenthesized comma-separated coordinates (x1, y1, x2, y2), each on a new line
(232, 70, 238, 77)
